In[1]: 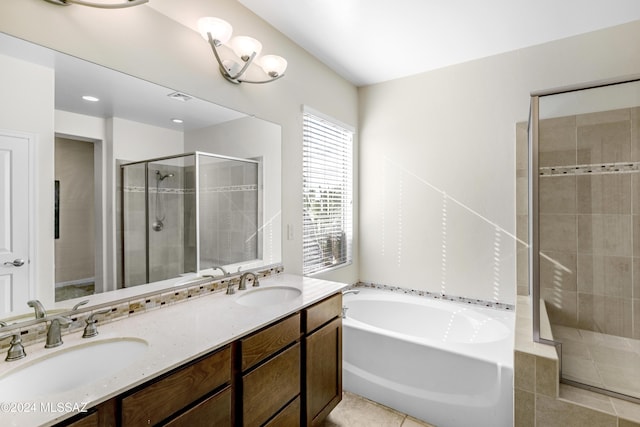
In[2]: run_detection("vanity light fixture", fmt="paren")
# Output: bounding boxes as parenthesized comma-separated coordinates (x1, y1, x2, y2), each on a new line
(197, 17, 287, 85)
(43, 0, 148, 9)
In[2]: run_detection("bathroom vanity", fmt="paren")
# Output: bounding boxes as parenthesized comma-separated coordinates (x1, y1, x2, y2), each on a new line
(0, 274, 346, 427)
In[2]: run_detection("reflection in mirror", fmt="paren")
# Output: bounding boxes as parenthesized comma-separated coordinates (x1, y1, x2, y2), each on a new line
(121, 152, 260, 287)
(0, 32, 281, 323)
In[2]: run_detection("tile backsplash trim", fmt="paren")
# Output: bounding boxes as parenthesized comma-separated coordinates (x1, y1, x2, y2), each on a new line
(3, 265, 284, 350)
(355, 281, 515, 311)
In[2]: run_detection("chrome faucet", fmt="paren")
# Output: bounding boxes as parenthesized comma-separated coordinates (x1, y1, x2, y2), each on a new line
(341, 289, 359, 318)
(45, 317, 71, 348)
(72, 300, 89, 312)
(238, 272, 260, 290)
(225, 280, 236, 295)
(0, 332, 26, 361)
(211, 266, 228, 276)
(27, 299, 46, 319)
(82, 309, 111, 338)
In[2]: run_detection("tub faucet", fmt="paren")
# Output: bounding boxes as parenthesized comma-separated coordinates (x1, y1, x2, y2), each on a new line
(45, 317, 71, 348)
(0, 332, 26, 361)
(238, 272, 260, 291)
(342, 289, 360, 296)
(27, 299, 46, 319)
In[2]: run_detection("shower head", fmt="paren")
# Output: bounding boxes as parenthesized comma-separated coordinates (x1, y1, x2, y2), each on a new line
(155, 170, 174, 181)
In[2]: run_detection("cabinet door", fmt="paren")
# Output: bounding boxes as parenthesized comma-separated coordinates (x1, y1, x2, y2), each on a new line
(243, 342, 301, 427)
(305, 317, 342, 427)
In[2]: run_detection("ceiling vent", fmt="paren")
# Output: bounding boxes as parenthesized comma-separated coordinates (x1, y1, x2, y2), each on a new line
(167, 92, 193, 102)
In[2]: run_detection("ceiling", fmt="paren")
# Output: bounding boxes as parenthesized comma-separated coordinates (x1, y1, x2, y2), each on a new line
(235, 0, 640, 86)
(0, 33, 245, 131)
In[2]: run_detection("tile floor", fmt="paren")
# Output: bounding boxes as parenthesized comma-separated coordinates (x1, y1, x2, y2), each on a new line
(551, 324, 640, 399)
(321, 391, 435, 427)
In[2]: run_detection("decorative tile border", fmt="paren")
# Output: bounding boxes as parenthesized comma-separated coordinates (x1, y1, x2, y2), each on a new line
(123, 184, 258, 194)
(0, 265, 284, 351)
(353, 281, 515, 311)
(539, 161, 640, 177)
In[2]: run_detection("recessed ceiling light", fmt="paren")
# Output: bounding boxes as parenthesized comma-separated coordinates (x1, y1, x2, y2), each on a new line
(171, 118, 184, 124)
(82, 95, 100, 102)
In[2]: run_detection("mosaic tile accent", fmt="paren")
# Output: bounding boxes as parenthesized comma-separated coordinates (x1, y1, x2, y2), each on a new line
(354, 281, 515, 311)
(539, 161, 640, 177)
(0, 265, 284, 351)
(123, 184, 258, 194)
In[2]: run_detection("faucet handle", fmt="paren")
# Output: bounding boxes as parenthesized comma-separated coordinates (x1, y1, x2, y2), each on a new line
(82, 308, 111, 338)
(0, 332, 26, 361)
(72, 300, 89, 312)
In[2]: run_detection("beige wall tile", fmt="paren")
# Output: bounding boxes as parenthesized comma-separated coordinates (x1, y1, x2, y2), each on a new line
(635, 299, 640, 339)
(576, 174, 631, 215)
(536, 356, 558, 397)
(577, 294, 633, 337)
(611, 396, 640, 424)
(577, 120, 631, 164)
(515, 350, 536, 392)
(558, 384, 614, 414)
(634, 215, 640, 256)
(541, 176, 576, 214)
(515, 389, 535, 427)
(577, 255, 632, 298)
(542, 288, 578, 327)
(541, 251, 577, 292)
(516, 121, 529, 172)
(541, 214, 577, 253)
(620, 420, 640, 427)
(630, 106, 640, 162)
(577, 214, 632, 256)
(535, 394, 617, 427)
(540, 116, 577, 167)
(576, 108, 631, 127)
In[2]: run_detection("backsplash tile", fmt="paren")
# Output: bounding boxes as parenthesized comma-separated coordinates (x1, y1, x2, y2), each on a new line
(1, 265, 284, 351)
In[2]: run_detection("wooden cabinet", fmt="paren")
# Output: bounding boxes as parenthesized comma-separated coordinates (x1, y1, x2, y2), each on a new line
(303, 294, 343, 426)
(121, 345, 231, 426)
(53, 291, 343, 427)
(239, 313, 301, 426)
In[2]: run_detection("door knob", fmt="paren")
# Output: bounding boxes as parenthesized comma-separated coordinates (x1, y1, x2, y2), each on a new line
(4, 259, 25, 267)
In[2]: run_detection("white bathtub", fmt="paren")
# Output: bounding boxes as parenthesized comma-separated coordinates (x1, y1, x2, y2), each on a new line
(342, 289, 514, 427)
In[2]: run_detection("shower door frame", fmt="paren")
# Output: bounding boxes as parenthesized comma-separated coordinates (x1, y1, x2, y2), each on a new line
(529, 74, 640, 403)
(120, 151, 261, 286)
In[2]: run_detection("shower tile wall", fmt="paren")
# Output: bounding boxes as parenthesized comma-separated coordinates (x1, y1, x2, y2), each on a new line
(122, 164, 188, 286)
(534, 107, 640, 339)
(194, 161, 259, 268)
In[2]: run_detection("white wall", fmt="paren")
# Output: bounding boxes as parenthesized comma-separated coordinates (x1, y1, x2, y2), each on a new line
(359, 20, 640, 305)
(0, 0, 359, 285)
(0, 53, 55, 305)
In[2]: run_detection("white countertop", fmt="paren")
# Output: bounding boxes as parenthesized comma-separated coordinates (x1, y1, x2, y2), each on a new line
(0, 274, 348, 427)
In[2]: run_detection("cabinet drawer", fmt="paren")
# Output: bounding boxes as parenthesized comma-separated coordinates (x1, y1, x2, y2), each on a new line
(121, 346, 231, 426)
(304, 293, 341, 334)
(163, 386, 232, 427)
(264, 396, 301, 427)
(241, 313, 300, 371)
(243, 342, 301, 427)
(63, 411, 98, 427)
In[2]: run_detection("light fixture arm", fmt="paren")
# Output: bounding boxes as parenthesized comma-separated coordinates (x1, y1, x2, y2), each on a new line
(204, 32, 284, 85)
(43, 0, 148, 8)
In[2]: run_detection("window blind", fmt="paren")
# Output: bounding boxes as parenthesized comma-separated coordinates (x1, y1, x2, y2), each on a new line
(302, 111, 353, 275)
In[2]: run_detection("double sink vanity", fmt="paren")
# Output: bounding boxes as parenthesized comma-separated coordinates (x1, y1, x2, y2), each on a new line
(0, 273, 347, 427)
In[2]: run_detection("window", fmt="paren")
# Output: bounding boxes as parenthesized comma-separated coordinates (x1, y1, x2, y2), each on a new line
(302, 109, 353, 275)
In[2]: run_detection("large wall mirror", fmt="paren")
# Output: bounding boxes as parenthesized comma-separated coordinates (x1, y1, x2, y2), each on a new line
(0, 32, 282, 323)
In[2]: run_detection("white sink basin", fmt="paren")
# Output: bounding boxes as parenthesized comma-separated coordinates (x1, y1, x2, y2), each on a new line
(0, 337, 148, 400)
(235, 286, 302, 307)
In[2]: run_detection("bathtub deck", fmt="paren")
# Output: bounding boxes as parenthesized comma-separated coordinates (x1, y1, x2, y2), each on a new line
(321, 391, 436, 427)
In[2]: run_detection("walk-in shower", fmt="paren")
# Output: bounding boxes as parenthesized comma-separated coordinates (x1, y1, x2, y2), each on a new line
(120, 151, 261, 287)
(528, 78, 640, 402)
